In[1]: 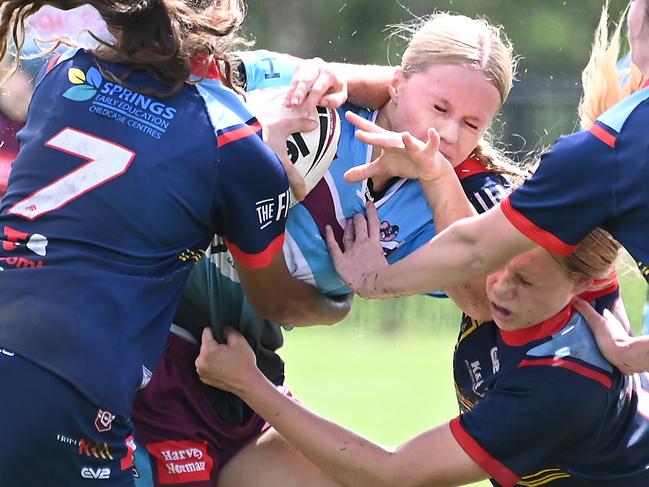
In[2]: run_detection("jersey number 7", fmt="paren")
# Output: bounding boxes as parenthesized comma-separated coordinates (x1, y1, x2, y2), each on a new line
(9, 127, 136, 220)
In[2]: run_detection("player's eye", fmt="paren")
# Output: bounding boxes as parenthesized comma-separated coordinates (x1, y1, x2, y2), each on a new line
(517, 275, 533, 287)
(434, 104, 447, 113)
(466, 121, 479, 130)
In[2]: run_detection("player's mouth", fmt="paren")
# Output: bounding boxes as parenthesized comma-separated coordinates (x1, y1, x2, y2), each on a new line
(490, 301, 512, 322)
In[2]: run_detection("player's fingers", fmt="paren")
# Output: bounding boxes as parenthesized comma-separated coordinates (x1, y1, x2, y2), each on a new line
(302, 74, 335, 113)
(345, 110, 388, 133)
(325, 224, 343, 258)
(280, 116, 319, 134)
(353, 212, 369, 241)
(285, 58, 323, 107)
(573, 297, 609, 338)
(342, 218, 355, 251)
(321, 89, 348, 109)
(425, 127, 441, 152)
(344, 162, 384, 183)
(355, 130, 405, 149)
(223, 326, 244, 349)
(280, 156, 307, 202)
(201, 327, 217, 348)
(401, 132, 427, 154)
(365, 200, 380, 241)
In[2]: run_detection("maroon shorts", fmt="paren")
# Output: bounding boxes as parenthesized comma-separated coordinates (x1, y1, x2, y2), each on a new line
(131, 331, 286, 486)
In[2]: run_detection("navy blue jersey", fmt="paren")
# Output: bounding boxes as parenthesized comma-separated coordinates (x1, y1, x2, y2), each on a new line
(452, 286, 649, 486)
(0, 49, 289, 416)
(503, 84, 649, 281)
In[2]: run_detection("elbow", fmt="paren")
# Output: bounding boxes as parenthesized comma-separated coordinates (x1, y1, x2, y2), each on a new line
(249, 298, 297, 324)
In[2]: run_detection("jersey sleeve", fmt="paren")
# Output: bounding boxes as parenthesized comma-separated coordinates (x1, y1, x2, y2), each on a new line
(449, 366, 608, 486)
(502, 129, 617, 255)
(212, 128, 289, 269)
(235, 50, 300, 91)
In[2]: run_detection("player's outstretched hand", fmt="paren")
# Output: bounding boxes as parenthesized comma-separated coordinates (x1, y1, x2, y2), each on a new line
(259, 114, 318, 202)
(196, 327, 262, 395)
(343, 111, 449, 183)
(284, 57, 348, 113)
(325, 200, 388, 298)
(574, 297, 649, 374)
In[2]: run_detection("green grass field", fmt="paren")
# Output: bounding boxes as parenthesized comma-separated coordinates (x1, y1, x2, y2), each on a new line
(280, 268, 646, 487)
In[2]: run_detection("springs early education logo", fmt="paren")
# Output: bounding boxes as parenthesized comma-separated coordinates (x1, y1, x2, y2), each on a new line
(63, 67, 102, 101)
(62, 66, 177, 139)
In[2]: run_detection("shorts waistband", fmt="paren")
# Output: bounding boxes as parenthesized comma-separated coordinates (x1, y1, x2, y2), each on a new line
(165, 326, 200, 361)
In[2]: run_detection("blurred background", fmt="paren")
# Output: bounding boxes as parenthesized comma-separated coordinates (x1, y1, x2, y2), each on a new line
(2, 2, 645, 485)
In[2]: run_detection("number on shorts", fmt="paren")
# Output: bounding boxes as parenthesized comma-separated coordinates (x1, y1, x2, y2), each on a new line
(9, 127, 136, 220)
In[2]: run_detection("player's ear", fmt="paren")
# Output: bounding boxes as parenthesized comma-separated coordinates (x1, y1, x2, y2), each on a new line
(388, 68, 403, 103)
(572, 276, 595, 296)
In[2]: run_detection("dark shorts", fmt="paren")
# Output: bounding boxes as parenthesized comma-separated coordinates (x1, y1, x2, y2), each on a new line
(132, 331, 286, 487)
(0, 349, 135, 486)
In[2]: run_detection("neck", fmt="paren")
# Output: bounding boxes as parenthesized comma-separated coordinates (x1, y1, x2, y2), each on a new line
(497, 305, 573, 347)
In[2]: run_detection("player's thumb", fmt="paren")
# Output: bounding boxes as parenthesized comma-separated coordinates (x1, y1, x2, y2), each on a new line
(224, 326, 244, 349)
(280, 157, 307, 202)
(573, 297, 607, 338)
(283, 116, 318, 134)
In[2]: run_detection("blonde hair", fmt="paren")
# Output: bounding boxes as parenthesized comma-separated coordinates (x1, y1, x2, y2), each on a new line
(579, 4, 644, 129)
(555, 228, 620, 287)
(391, 12, 521, 176)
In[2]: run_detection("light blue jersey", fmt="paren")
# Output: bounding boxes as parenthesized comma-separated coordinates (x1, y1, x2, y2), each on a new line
(131, 52, 512, 479)
(237, 50, 445, 297)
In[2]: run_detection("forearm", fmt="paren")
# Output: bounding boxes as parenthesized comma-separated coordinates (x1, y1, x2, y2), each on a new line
(238, 372, 399, 487)
(360, 206, 534, 298)
(418, 167, 491, 318)
(279, 286, 353, 327)
(332, 62, 393, 109)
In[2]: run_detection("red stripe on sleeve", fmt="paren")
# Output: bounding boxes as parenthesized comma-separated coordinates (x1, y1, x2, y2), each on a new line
(217, 121, 262, 148)
(45, 54, 62, 74)
(225, 233, 285, 269)
(518, 358, 612, 389)
(449, 417, 520, 487)
(589, 124, 616, 149)
(501, 196, 578, 256)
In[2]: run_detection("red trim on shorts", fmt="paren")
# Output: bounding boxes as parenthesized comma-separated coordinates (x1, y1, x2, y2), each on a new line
(449, 417, 519, 487)
(589, 124, 617, 149)
(217, 121, 262, 148)
(454, 158, 489, 181)
(225, 233, 284, 269)
(499, 305, 572, 347)
(501, 196, 578, 256)
(518, 357, 612, 389)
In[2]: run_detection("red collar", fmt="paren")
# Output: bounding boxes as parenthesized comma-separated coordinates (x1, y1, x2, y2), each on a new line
(191, 54, 221, 80)
(454, 158, 489, 181)
(499, 305, 573, 347)
(642, 78, 649, 90)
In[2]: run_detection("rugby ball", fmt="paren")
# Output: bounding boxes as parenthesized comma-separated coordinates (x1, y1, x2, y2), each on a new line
(245, 87, 340, 206)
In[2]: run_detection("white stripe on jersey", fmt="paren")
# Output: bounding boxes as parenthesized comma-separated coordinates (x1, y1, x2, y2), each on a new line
(283, 232, 317, 287)
(483, 186, 502, 208)
(473, 191, 491, 213)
